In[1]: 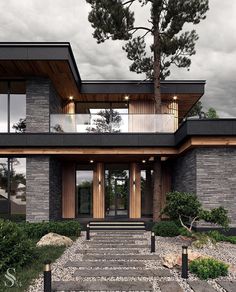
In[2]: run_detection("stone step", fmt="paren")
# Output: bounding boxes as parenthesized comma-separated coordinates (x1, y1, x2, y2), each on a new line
(92, 231, 145, 234)
(158, 281, 183, 292)
(79, 249, 140, 254)
(85, 244, 149, 248)
(83, 254, 160, 261)
(53, 280, 153, 291)
(74, 268, 171, 278)
(65, 260, 145, 268)
(187, 281, 217, 292)
(89, 240, 136, 244)
(92, 234, 144, 238)
(92, 238, 148, 242)
(216, 280, 236, 292)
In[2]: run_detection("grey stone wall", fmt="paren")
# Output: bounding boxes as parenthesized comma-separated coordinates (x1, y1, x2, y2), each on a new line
(196, 148, 236, 225)
(26, 156, 62, 222)
(26, 78, 62, 133)
(26, 156, 50, 222)
(172, 149, 197, 194)
(172, 147, 236, 226)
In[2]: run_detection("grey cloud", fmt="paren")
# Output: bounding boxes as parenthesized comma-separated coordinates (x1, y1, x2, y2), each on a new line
(0, 0, 235, 116)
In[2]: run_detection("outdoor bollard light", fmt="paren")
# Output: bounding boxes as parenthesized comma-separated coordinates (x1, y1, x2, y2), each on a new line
(151, 232, 155, 253)
(44, 260, 52, 292)
(181, 246, 188, 279)
(86, 224, 90, 240)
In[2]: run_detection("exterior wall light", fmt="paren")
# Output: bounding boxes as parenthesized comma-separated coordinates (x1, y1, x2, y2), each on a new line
(90, 160, 94, 163)
(142, 160, 146, 163)
(124, 95, 129, 101)
(99, 180, 101, 185)
(173, 95, 178, 100)
(133, 179, 136, 185)
(69, 96, 74, 100)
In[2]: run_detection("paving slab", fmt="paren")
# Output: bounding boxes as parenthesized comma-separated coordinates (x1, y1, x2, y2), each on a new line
(216, 280, 236, 292)
(89, 240, 136, 244)
(85, 244, 148, 248)
(78, 249, 140, 254)
(74, 268, 171, 277)
(92, 238, 147, 242)
(83, 254, 160, 261)
(65, 260, 145, 268)
(158, 281, 183, 292)
(53, 280, 153, 291)
(187, 281, 217, 292)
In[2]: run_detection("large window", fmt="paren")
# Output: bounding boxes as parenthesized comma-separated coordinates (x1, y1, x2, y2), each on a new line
(76, 167, 93, 217)
(0, 158, 26, 219)
(0, 81, 26, 133)
(141, 168, 154, 217)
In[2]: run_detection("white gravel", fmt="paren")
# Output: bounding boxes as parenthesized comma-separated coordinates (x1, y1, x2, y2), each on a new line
(27, 231, 236, 292)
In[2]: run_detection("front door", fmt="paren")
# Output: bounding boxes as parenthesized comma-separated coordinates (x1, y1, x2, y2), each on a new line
(105, 164, 129, 218)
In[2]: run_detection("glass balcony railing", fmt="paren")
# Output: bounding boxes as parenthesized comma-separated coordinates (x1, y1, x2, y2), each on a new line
(50, 114, 175, 133)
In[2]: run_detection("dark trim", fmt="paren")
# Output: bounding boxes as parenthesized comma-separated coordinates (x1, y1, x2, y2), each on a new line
(1, 119, 236, 148)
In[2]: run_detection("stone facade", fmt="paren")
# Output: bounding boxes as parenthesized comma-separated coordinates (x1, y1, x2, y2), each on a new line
(26, 78, 62, 133)
(172, 149, 196, 194)
(172, 148, 236, 226)
(25, 78, 62, 222)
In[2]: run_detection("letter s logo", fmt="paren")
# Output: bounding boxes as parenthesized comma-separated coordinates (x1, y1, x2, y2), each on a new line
(4, 268, 16, 288)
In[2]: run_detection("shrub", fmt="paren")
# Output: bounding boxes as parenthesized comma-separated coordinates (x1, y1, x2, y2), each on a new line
(152, 221, 180, 237)
(189, 258, 228, 280)
(179, 227, 193, 238)
(0, 220, 36, 273)
(192, 232, 216, 248)
(19, 221, 81, 239)
(208, 230, 236, 244)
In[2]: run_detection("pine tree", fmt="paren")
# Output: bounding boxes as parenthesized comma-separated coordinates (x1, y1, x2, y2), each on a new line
(86, 0, 209, 221)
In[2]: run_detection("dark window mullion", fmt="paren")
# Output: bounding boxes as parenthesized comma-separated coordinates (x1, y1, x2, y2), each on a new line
(7, 81, 10, 133)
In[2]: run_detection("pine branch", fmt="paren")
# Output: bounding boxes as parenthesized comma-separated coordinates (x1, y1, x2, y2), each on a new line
(122, 0, 136, 6)
(129, 26, 153, 33)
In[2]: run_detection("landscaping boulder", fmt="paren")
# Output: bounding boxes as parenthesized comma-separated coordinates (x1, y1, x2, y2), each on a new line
(36, 232, 73, 247)
(162, 251, 207, 269)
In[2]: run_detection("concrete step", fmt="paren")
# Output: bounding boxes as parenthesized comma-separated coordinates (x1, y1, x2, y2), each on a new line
(216, 280, 236, 292)
(89, 221, 146, 231)
(65, 260, 145, 268)
(91, 238, 148, 242)
(52, 281, 153, 291)
(89, 240, 136, 244)
(74, 268, 171, 278)
(83, 254, 160, 261)
(85, 244, 149, 248)
(78, 249, 141, 254)
(158, 281, 183, 292)
(187, 281, 217, 292)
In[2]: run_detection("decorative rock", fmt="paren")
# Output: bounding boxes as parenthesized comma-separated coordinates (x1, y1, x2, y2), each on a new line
(162, 251, 207, 268)
(36, 232, 73, 247)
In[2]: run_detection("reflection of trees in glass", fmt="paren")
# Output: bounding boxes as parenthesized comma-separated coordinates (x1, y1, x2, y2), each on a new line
(12, 118, 26, 133)
(0, 159, 26, 202)
(52, 124, 64, 133)
(87, 109, 122, 133)
(105, 170, 129, 213)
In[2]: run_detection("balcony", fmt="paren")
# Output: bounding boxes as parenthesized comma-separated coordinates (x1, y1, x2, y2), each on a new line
(50, 114, 175, 133)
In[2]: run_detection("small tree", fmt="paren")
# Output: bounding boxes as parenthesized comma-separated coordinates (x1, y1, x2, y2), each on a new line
(12, 118, 26, 133)
(206, 107, 219, 119)
(163, 191, 229, 232)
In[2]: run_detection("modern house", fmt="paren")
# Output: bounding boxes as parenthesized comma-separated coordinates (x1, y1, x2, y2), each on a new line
(0, 43, 236, 229)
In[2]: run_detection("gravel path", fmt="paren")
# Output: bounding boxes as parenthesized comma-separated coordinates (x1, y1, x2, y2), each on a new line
(27, 231, 236, 292)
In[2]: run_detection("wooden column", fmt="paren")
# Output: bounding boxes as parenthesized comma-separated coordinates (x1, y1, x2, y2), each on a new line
(129, 163, 141, 218)
(62, 162, 75, 218)
(93, 162, 105, 218)
(153, 157, 162, 222)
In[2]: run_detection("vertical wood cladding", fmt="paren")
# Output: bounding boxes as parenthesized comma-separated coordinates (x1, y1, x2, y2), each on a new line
(130, 163, 141, 218)
(62, 162, 75, 218)
(93, 163, 105, 218)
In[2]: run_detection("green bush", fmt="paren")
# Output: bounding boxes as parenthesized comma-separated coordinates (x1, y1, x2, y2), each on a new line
(152, 221, 180, 237)
(189, 258, 228, 280)
(0, 220, 36, 273)
(179, 227, 193, 238)
(19, 221, 81, 239)
(208, 230, 236, 244)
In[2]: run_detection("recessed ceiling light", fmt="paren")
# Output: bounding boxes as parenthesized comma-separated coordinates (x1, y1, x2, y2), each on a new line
(124, 95, 129, 101)
(149, 157, 154, 161)
(69, 96, 74, 100)
(90, 160, 94, 163)
(142, 160, 146, 163)
(173, 96, 178, 100)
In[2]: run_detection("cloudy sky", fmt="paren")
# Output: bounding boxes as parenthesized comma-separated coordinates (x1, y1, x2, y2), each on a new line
(0, 0, 235, 117)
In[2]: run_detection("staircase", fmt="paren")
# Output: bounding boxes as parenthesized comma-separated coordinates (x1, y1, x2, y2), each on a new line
(88, 221, 146, 231)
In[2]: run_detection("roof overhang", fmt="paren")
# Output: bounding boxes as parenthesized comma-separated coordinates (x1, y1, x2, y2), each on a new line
(0, 42, 205, 118)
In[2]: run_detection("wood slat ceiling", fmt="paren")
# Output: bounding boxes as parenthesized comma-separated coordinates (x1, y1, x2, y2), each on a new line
(0, 60, 79, 99)
(0, 60, 202, 118)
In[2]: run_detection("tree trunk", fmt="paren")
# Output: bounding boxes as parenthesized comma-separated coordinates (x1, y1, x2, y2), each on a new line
(153, 157, 162, 222)
(152, 11, 162, 221)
